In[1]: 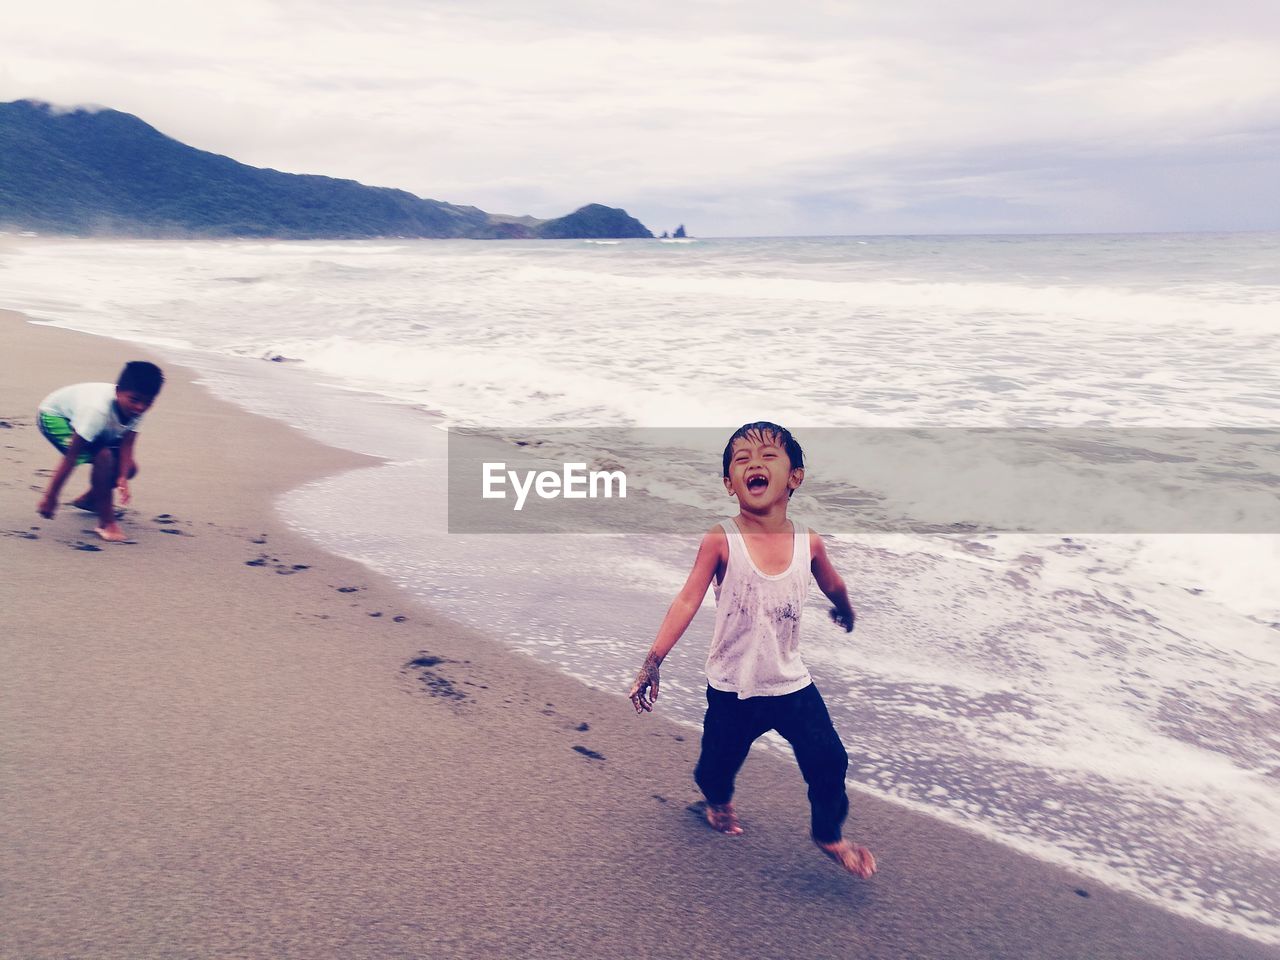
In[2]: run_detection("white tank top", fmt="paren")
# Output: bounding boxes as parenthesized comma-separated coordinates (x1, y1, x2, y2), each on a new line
(705, 518, 813, 699)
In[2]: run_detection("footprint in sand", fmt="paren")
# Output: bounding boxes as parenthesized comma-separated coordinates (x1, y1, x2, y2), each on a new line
(245, 552, 309, 574)
(403, 653, 470, 702)
(151, 515, 196, 536)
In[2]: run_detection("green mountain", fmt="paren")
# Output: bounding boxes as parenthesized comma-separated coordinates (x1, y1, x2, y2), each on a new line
(536, 204, 653, 239)
(0, 100, 652, 240)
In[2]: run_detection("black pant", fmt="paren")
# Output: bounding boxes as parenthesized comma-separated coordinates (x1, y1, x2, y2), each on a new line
(694, 682, 850, 843)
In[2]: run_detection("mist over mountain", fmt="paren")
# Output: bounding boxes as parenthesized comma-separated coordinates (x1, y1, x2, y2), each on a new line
(0, 100, 652, 240)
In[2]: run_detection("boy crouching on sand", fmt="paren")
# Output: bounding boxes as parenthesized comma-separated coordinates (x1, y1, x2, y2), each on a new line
(628, 421, 876, 878)
(36, 361, 164, 542)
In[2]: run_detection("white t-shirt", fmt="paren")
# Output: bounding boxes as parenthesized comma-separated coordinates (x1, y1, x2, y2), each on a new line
(39, 382, 145, 445)
(705, 518, 814, 699)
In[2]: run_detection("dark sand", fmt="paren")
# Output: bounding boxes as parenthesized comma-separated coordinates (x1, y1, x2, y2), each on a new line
(1, 311, 1273, 959)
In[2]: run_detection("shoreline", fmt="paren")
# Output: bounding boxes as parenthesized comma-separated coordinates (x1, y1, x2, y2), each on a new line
(2, 309, 1275, 959)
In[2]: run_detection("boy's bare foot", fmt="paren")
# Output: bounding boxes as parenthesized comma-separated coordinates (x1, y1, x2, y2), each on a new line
(94, 523, 130, 543)
(705, 802, 744, 836)
(815, 838, 877, 878)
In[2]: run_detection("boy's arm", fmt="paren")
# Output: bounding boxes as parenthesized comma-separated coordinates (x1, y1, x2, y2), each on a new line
(628, 528, 725, 714)
(811, 530, 855, 632)
(116, 432, 138, 505)
(37, 435, 88, 518)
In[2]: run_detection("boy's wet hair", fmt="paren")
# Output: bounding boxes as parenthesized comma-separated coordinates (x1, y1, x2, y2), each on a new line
(722, 421, 805, 477)
(117, 361, 164, 397)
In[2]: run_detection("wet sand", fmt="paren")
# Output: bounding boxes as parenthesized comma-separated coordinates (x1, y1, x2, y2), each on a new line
(1, 309, 1273, 959)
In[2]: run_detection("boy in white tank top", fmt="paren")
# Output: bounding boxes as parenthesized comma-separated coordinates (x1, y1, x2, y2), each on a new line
(628, 422, 876, 878)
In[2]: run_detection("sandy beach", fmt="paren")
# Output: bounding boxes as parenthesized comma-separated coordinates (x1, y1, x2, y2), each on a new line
(1, 309, 1273, 960)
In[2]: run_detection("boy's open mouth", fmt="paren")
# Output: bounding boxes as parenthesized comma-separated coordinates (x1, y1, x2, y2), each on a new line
(746, 475, 769, 492)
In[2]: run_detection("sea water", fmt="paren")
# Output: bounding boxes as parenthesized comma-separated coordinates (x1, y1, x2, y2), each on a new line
(3, 232, 1278, 944)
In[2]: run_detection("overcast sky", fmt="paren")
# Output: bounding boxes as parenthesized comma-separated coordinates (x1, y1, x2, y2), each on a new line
(4, 1, 1279, 236)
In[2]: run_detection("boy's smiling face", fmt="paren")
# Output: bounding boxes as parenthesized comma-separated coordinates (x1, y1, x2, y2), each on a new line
(723, 429, 804, 507)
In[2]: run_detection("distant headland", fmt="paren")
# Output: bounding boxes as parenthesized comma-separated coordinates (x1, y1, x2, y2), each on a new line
(0, 100, 654, 240)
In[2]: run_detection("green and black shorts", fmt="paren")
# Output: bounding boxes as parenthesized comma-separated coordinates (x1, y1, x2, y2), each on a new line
(37, 411, 117, 465)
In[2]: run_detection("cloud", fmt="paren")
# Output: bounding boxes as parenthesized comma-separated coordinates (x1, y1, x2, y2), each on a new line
(2, 0, 1278, 233)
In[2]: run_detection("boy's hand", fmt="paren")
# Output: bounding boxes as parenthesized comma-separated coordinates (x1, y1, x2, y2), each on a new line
(628, 652, 662, 713)
(116, 478, 131, 506)
(37, 492, 58, 519)
(830, 605, 856, 632)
